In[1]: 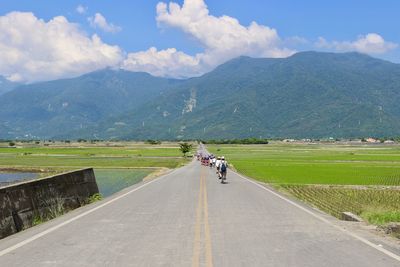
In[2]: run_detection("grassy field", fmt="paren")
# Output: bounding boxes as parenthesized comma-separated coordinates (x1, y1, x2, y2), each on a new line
(0, 141, 189, 196)
(0, 146, 183, 157)
(0, 142, 186, 169)
(207, 143, 400, 226)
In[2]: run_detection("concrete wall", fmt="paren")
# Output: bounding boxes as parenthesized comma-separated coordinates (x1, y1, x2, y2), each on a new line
(0, 168, 99, 239)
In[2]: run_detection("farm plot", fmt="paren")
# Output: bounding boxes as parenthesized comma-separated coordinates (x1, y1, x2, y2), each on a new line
(207, 142, 400, 225)
(281, 184, 400, 224)
(0, 142, 187, 170)
(207, 143, 400, 186)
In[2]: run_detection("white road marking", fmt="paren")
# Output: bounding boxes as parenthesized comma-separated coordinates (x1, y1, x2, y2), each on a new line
(235, 172, 400, 262)
(0, 169, 176, 257)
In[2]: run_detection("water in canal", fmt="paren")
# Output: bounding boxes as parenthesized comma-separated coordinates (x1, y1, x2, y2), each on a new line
(0, 172, 39, 185)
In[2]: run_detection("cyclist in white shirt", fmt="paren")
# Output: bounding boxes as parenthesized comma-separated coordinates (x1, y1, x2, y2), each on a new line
(219, 156, 228, 183)
(215, 156, 221, 178)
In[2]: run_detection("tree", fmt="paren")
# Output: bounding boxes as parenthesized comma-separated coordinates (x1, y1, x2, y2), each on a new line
(179, 142, 193, 157)
(146, 139, 161, 145)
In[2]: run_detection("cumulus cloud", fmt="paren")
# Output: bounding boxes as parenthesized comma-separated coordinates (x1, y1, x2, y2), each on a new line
(122, 47, 202, 78)
(0, 12, 123, 83)
(123, 0, 294, 77)
(316, 33, 398, 54)
(156, 0, 292, 58)
(88, 13, 121, 33)
(76, 5, 87, 14)
(1, 1, 294, 81)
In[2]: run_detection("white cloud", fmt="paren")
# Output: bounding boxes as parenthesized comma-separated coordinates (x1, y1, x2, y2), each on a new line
(122, 47, 202, 78)
(156, 0, 292, 58)
(123, 0, 294, 78)
(316, 33, 398, 54)
(0, 1, 295, 82)
(88, 13, 121, 33)
(0, 12, 123, 83)
(76, 5, 87, 14)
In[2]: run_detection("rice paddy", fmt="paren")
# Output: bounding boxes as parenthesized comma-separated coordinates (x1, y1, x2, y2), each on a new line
(207, 142, 400, 225)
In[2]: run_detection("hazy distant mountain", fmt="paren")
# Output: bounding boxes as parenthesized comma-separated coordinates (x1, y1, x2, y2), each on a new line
(0, 70, 179, 139)
(0, 76, 19, 96)
(1, 52, 400, 140)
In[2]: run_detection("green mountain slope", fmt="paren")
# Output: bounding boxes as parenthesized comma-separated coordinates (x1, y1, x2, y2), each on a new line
(0, 70, 178, 139)
(1, 51, 400, 140)
(87, 52, 400, 139)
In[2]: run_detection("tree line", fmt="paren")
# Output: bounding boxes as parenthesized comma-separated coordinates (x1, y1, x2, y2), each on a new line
(201, 138, 269, 144)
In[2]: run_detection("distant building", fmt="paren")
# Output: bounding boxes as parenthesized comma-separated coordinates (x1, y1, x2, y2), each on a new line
(283, 139, 295, 142)
(366, 138, 379, 143)
(384, 140, 395, 144)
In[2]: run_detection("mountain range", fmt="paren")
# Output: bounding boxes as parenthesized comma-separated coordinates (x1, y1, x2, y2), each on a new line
(1, 51, 400, 140)
(0, 77, 19, 96)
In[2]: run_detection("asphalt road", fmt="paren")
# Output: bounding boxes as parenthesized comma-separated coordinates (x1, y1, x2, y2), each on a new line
(0, 159, 400, 266)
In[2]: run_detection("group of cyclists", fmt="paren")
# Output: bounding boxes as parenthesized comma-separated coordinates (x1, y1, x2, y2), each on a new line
(197, 153, 228, 183)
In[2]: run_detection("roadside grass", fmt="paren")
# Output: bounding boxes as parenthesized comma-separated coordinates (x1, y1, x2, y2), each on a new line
(207, 143, 400, 226)
(362, 210, 400, 225)
(87, 193, 103, 203)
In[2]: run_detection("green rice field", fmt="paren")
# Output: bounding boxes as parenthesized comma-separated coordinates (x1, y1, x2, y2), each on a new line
(0, 141, 189, 197)
(207, 143, 400, 185)
(282, 184, 400, 225)
(0, 142, 186, 169)
(207, 142, 400, 225)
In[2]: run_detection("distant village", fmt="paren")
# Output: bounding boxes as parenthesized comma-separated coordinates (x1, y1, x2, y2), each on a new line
(282, 137, 397, 144)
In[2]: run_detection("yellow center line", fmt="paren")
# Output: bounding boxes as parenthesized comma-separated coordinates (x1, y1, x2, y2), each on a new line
(192, 166, 213, 267)
(203, 169, 213, 267)
(192, 167, 204, 267)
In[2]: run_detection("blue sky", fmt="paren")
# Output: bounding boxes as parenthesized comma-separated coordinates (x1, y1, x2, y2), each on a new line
(0, 0, 399, 82)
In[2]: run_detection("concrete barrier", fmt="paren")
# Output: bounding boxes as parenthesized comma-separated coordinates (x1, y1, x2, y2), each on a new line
(0, 168, 99, 239)
(341, 211, 363, 222)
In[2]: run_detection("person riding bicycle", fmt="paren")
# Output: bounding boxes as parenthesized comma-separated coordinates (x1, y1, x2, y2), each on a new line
(212, 156, 216, 168)
(215, 156, 221, 178)
(219, 156, 228, 183)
